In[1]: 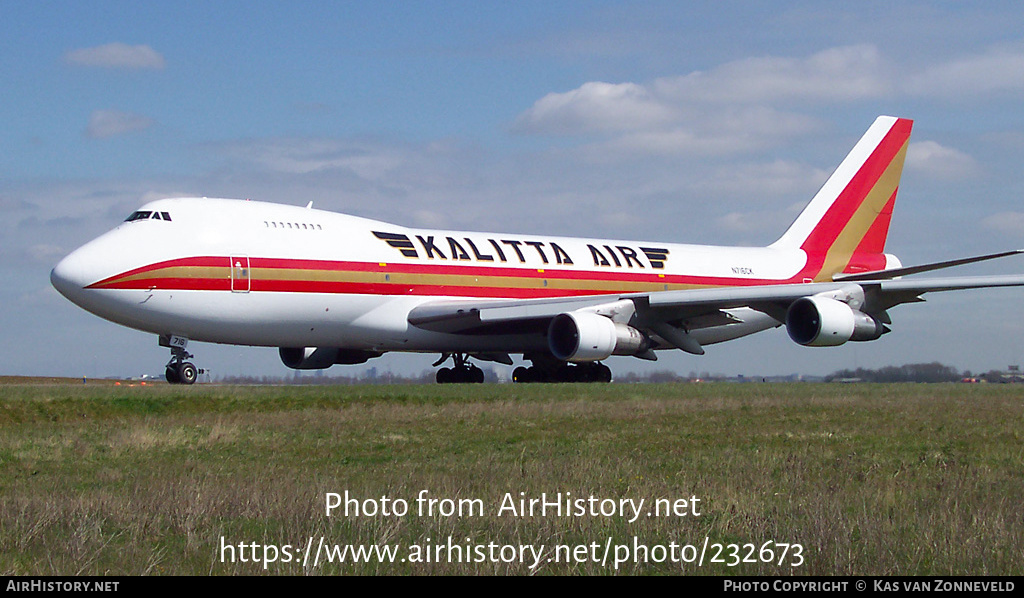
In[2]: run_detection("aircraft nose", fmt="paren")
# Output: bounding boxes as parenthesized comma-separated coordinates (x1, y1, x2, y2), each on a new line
(51, 246, 99, 304)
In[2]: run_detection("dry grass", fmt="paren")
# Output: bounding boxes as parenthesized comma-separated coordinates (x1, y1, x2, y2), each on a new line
(0, 382, 1021, 575)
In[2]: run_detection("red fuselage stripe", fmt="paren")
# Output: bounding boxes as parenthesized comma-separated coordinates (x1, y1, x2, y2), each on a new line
(87, 255, 823, 298)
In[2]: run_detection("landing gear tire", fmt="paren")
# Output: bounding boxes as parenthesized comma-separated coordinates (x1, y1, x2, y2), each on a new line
(162, 336, 203, 385)
(434, 354, 485, 384)
(437, 366, 484, 384)
(512, 360, 612, 383)
(177, 362, 199, 385)
(576, 363, 612, 383)
(512, 366, 531, 383)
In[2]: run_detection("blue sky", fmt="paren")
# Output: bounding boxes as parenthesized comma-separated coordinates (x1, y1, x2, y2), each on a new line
(5, 1, 1024, 379)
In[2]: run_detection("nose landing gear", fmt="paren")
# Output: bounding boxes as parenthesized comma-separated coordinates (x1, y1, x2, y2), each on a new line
(160, 335, 204, 385)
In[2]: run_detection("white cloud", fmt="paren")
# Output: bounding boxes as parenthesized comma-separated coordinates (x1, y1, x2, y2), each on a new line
(598, 108, 823, 156)
(703, 159, 830, 198)
(64, 43, 166, 70)
(513, 46, 882, 154)
(86, 110, 154, 139)
(219, 138, 404, 179)
(514, 42, 1024, 160)
(26, 243, 65, 264)
(906, 46, 1024, 97)
(512, 81, 676, 135)
(410, 209, 450, 228)
(137, 191, 198, 205)
(652, 44, 891, 104)
(905, 140, 980, 179)
(981, 212, 1024, 237)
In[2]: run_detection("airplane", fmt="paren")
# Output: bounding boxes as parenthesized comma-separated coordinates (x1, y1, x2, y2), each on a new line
(51, 115, 1024, 384)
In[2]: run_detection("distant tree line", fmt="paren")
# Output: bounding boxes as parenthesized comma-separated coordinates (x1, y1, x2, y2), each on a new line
(209, 362, 1020, 385)
(216, 371, 439, 385)
(824, 362, 1022, 383)
(613, 370, 691, 383)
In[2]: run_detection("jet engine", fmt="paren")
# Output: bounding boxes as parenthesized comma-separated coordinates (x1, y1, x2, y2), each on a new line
(279, 347, 383, 369)
(548, 312, 648, 362)
(786, 296, 886, 347)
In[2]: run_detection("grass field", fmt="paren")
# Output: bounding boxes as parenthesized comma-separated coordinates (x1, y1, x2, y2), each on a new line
(0, 379, 1021, 575)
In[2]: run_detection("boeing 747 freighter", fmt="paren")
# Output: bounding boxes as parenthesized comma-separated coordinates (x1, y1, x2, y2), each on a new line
(51, 116, 1024, 383)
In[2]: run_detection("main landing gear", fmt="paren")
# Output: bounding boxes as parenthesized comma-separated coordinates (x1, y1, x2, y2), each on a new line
(512, 361, 612, 383)
(433, 354, 485, 384)
(430, 353, 613, 384)
(161, 335, 204, 385)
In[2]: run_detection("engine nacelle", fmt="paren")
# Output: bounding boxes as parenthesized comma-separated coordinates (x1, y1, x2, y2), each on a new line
(279, 347, 382, 369)
(786, 296, 886, 347)
(548, 312, 648, 362)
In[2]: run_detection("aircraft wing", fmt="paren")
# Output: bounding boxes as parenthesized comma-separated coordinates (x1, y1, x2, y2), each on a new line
(407, 282, 861, 334)
(408, 273, 1024, 354)
(638, 274, 1024, 314)
(408, 295, 623, 335)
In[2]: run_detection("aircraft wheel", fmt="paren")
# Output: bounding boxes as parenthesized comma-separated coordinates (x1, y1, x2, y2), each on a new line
(436, 367, 453, 384)
(470, 366, 485, 384)
(554, 364, 576, 383)
(596, 363, 612, 383)
(512, 366, 531, 383)
(177, 362, 199, 385)
(574, 364, 595, 383)
(165, 366, 180, 384)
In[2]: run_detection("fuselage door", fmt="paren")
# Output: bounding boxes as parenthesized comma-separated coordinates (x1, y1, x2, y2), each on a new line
(230, 255, 250, 293)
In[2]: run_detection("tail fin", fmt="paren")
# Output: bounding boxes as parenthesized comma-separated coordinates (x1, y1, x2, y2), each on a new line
(771, 115, 913, 281)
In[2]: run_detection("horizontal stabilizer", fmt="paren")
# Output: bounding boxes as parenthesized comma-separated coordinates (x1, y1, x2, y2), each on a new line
(876, 274, 1024, 294)
(834, 250, 1024, 282)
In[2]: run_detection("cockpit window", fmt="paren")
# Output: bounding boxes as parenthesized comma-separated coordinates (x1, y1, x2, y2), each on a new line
(125, 211, 151, 221)
(125, 211, 172, 222)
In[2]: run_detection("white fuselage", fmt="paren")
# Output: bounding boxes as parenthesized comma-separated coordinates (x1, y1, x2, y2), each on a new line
(51, 197, 836, 355)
